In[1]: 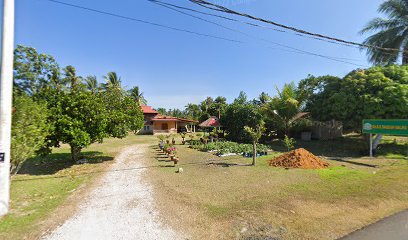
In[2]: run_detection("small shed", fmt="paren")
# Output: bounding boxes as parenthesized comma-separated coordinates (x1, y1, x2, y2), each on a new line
(199, 116, 222, 135)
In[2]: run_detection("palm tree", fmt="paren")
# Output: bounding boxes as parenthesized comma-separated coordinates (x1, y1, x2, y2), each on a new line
(63, 65, 83, 90)
(85, 75, 100, 94)
(102, 72, 122, 90)
(128, 86, 147, 105)
(361, 0, 408, 65)
(268, 82, 304, 135)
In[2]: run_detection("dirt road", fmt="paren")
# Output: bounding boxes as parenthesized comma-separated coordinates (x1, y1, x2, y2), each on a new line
(42, 145, 182, 240)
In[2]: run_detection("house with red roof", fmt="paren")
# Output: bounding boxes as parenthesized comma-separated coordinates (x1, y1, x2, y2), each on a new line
(140, 106, 198, 134)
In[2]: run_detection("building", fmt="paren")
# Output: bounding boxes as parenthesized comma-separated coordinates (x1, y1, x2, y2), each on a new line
(140, 106, 198, 135)
(140, 106, 158, 134)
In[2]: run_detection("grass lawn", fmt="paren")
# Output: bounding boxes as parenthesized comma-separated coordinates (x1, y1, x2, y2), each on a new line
(147, 135, 408, 239)
(0, 135, 156, 240)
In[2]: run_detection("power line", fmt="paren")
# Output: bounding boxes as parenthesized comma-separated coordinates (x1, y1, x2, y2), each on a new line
(151, 0, 362, 51)
(42, 0, 242, 43)
(149, 0, 368, 67)
(190, 0, 408, 55)
(42, 0, 367, 67)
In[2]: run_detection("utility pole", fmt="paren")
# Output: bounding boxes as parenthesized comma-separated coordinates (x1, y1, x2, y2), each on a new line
(0, 0, 15, 217)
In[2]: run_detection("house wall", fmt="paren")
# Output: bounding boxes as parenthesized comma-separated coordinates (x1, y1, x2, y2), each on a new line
(138, 113, 158, 134)
(153, 121, 177, 134)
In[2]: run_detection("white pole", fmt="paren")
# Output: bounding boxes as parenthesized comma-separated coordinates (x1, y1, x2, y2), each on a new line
(369, 134, 373, 158)
(0, 0, 15, 217)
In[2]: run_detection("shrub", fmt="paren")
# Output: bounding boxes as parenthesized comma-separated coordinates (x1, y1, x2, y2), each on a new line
(11, 94, 50, 173)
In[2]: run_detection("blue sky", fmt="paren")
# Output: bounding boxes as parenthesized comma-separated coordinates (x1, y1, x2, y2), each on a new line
(11, 0, 383, 109)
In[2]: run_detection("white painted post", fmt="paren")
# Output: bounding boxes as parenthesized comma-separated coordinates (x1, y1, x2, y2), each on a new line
(0, 0, 15, 217)
(369, 134, 373, 158)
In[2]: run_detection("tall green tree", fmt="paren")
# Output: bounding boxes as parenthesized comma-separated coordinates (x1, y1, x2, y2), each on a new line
(360, 0, 408, 65)
(63, 65, 83, 90)
(13, 45, 60, 94)
(185, 103, 201, 119)
(128, 86, 147, 105)
(103, 72, 122, 90)
(209, 96, 227, 119)
(221, 92, 262, 143)
(85, 75, 100, 94)
(266, 82, 304, 135)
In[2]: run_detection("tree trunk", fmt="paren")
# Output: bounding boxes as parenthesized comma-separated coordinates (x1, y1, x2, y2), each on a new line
(252, 141, 256, 166)
(70, 145, 82, 162)
(403, 49, 408, 65)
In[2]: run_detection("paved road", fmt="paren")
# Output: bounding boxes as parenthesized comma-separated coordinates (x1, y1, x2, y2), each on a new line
(43, 145, 182, 240)
(340, 210, 408, 240)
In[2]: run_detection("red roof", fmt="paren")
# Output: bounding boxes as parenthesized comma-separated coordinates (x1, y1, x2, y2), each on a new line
(141, 106, 158, 114)
(199, 116, 221, 127)
(152, 115, 198, 123)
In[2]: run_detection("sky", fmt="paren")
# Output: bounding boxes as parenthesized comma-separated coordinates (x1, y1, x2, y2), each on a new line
(8, 0, 384, 109)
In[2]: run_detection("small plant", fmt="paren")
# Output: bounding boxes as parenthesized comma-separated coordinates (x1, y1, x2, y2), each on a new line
(170, 133, 176, 144)
(283, 135, 296, 152)
(180, 132, 187, 144)
(157, 134, 166, 142)
(165, 134, 171, 144)
(202, 135, 209, 144)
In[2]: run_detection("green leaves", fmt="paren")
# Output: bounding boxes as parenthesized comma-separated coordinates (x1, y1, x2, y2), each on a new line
(302, 65, 408, 131)
(11, 93, 50, 173)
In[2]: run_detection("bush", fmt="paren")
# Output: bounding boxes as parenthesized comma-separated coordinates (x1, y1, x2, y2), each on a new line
(11, 94, 50, 173)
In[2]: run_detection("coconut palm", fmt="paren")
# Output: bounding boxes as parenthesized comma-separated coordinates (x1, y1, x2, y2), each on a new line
(267, 82, 304, 135)
(102, 72, 122, 90)
(63, 65, 83, 90)
(360, 0, 408, 65)
(85, 75, 100, 94)
(128, 86, 147, 105)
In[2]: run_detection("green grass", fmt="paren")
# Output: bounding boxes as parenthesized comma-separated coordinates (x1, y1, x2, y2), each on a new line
(0, 135, 156, 240)
(148, 135, 408, 240)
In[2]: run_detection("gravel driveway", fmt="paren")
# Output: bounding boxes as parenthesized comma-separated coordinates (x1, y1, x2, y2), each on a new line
(43, 145, 182, 240)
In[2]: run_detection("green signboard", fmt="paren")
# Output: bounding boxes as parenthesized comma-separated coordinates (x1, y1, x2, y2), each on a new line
(362, 119, 408, 136)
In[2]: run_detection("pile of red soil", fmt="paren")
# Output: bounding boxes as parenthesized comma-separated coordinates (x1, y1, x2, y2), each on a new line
(268, 148, 329, 169)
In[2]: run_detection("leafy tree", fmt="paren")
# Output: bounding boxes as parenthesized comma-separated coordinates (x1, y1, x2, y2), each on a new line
(43, 89, 108, 162)
(102, 88, 144, 138)
(301, 65, 408, 131)
(185, 103, 201, 119)
(11, 93, 50, 173)
(221, 92, 262, 143)
(13, 45, 60, 94)
(209, 96, 227, 119)
(128, 86, 147, 105)
(200, 97, 214, 113)
(244, 121, 265, 166)
(156, 108, 167, 115)
(360, 0, 408, 65)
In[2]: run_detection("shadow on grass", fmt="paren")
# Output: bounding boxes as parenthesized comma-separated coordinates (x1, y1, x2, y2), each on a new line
(327, 158, 378, 168)
(18, 151, 114, 176)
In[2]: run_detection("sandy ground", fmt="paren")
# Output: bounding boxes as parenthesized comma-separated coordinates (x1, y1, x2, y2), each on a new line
(42, 144, 183, 240)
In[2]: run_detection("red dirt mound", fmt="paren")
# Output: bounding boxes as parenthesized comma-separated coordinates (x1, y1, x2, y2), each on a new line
(268, 148, 329, 169)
